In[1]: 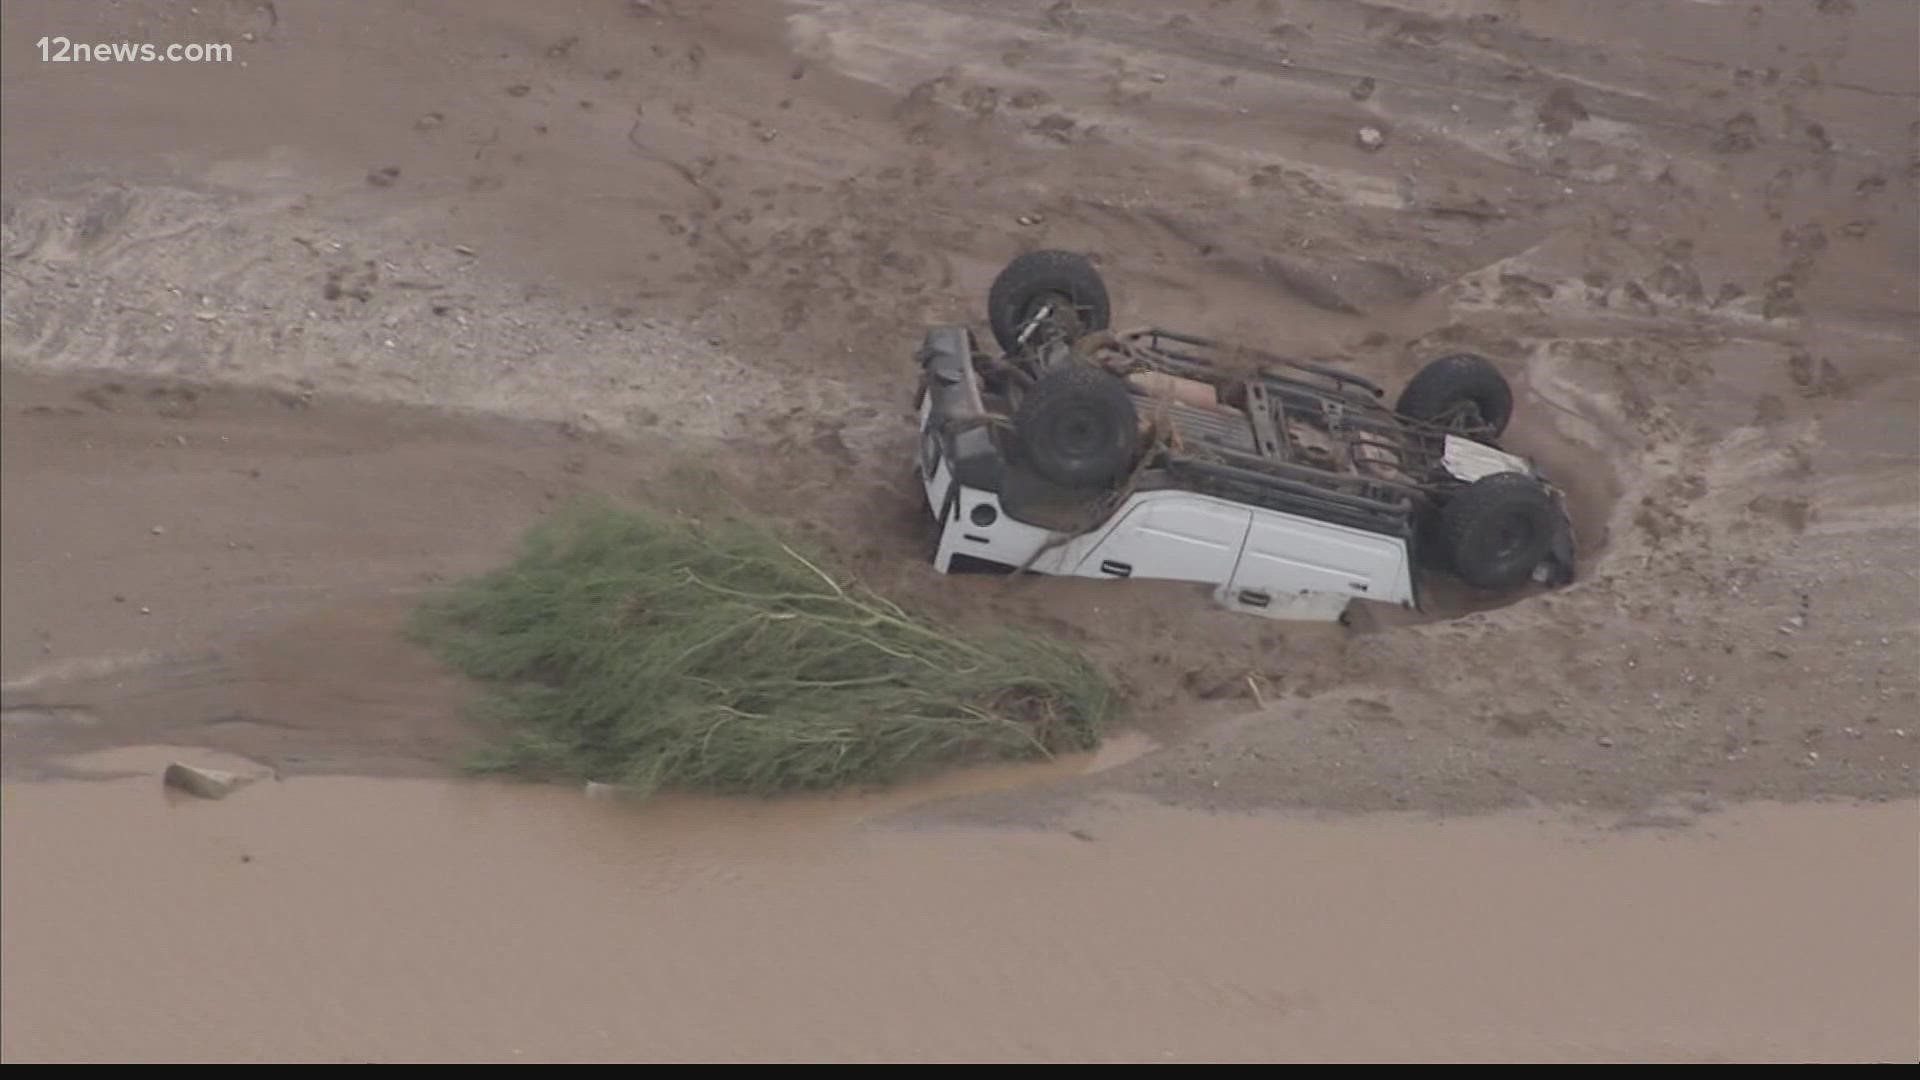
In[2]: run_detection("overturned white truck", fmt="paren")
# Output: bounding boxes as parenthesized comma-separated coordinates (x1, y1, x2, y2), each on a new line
(913, 250, 1576, 622)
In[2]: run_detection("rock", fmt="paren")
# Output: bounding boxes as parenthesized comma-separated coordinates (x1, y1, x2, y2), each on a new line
(1017, 213, 1045, 226)
(163, 762, 256, 800)
(584, 781, 638, 800)
(1597, 735, 1615, 748)
(1350, 77, 1376, 101)
(1356, 126, 1385, 150)
(150, 525, 165, 535)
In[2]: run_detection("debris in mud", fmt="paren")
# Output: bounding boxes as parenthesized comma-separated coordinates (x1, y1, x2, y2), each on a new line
(1355, 126, 1386, 151)
(1350, 77, 1376, 102)
(1652, 262, 1705, 303)
(1017, 213, 1045, 226)
(505, 84, 531, 98)
(162, 762, 259, 800)
(959, 85, 1000, 118)
(1045, 0, 1086, 34)
(1715, 112, 1762, 152)
(365, 166, 400, 188)
(1030, 114, 1078, 143)
(1423, 197, 1504, 221)
(1786, 348, 1847, 397)
(1537, 86, 1589, 135)
(1762, 275, 1801, 319)
(413, 112, 444, 132)
(1498, 272, 1555, 302)
(1780, 222, 1828, 256)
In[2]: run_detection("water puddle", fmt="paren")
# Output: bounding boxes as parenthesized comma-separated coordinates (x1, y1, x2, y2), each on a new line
(1, 762, 1911, 1063)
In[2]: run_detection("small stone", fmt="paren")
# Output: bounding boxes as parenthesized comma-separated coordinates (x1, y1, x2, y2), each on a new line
(113, 594, 125, 603)
(1148, 72, 1167, 83)
(150, 525, 165, 535)
(453, 245, 477, 257)
(1017, 213, 1045, 226)
(1597, 735, 1615, 748)
(139, 606, 151, 615)
(1356, 126, 1386, 150)
(163, 762, 255, 800)
(1350, 77, 1377, 101)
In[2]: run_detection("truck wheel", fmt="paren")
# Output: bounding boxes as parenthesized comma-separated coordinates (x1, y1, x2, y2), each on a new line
(1396, 353, 1513, 438)
(987, 250, 1112, 354)
(1013, 364, 1138, 489)
(1441, 472, 1556, 589)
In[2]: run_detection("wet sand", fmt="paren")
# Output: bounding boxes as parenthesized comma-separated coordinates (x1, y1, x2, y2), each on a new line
(3, 758, 1913, 1063)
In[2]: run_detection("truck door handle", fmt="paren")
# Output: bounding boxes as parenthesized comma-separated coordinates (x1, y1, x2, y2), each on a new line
(1099, 560, 1132, 578)
(1237, 589, 1271, 608)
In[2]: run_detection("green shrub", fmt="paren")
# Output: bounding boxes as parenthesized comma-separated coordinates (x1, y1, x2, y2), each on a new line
(411, 501, 1115, 795)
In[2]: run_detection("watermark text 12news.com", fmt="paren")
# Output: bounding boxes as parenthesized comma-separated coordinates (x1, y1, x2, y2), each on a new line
(37, 36, 235, 63)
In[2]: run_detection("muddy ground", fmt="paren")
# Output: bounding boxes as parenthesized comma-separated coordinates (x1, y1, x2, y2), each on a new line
(1, 0, 1915, 814)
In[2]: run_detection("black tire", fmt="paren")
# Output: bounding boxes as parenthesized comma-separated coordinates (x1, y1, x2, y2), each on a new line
(1396, 353, 1513, 438)
(1441, 472, 1557, 590)
(1012, 364, 1138, 489)
(987, 250, 1112, 354)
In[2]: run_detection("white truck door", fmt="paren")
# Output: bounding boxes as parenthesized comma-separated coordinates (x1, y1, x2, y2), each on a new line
(1224, 510, 1414, 613)
(1068, 493, 1252, 584)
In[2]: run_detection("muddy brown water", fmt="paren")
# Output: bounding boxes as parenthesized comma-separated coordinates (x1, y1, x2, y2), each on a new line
(2, 751, 1913, 1064)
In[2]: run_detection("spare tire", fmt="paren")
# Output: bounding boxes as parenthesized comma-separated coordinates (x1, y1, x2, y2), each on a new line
(987, 250, 1112, 354)
(1441, 472, 1556, 589)
(1013, 364, 1138, 489)
(1396, 353, 1513, 438)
